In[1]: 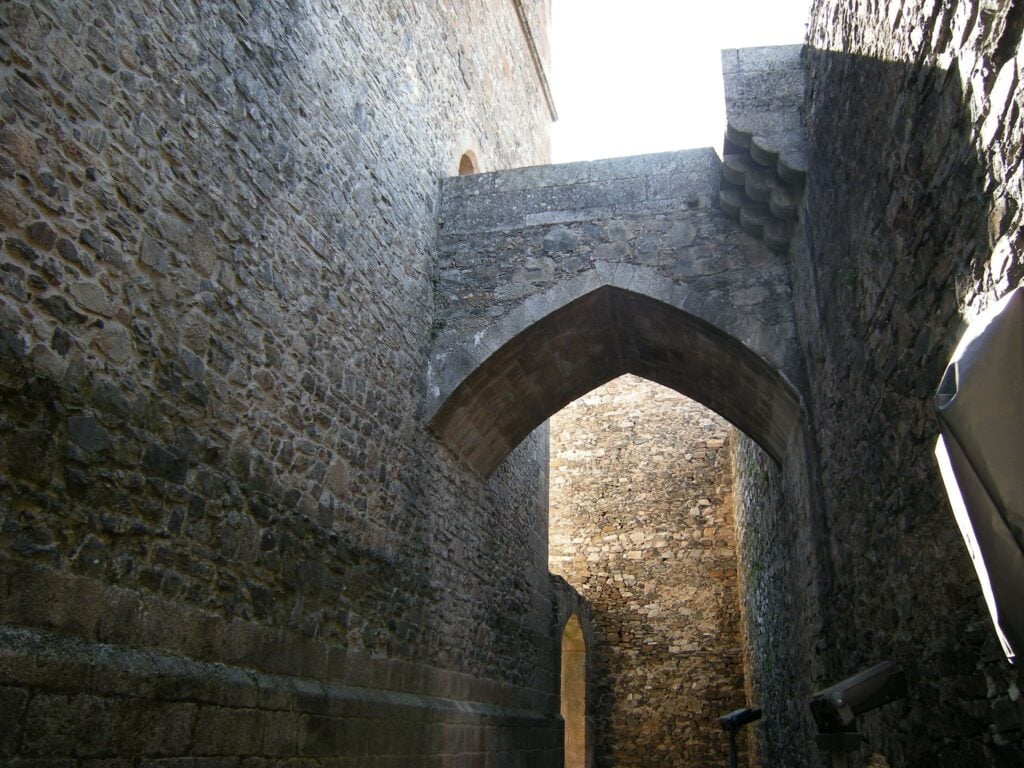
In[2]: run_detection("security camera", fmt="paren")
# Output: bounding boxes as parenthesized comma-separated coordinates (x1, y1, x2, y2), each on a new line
(809, 661, 907, 732)
(718, 706, 762, 731)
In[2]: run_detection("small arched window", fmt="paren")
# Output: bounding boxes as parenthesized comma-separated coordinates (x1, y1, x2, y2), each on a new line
(458, 151, 478, 176)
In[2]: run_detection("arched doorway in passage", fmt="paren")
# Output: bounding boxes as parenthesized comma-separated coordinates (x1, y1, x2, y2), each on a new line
(561, 613, 587, 768)
(458, 150, 478, 175)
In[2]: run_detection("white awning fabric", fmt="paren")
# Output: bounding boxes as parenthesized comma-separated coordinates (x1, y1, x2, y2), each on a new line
(935, 286, 1024, 664)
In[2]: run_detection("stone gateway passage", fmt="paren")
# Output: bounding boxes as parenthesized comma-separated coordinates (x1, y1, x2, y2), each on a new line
(0, 1, 1021, 766)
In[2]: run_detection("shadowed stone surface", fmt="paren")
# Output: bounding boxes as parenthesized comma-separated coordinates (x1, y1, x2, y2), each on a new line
(734, 3, 1024, 766)
(0, 0, 565, 763)
(1, 0, 1022, 764)
(430, 286, 801, 477)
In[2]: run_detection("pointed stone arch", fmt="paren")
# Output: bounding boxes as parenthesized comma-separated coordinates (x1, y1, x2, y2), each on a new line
(427, 280, 803, 476)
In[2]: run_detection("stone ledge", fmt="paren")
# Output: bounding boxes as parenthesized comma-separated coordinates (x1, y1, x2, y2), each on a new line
(0, 558, 552, 714)
(439, 151, 721, 235)
(0, 625, 561, 760)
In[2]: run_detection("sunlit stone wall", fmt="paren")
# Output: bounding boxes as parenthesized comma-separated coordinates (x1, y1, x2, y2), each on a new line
(549, 375, 748, 768)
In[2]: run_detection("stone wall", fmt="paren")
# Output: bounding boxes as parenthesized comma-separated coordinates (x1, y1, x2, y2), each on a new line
(0, 0, 563, 763)
(747, 0, 1024, 765)
(732, 432, 825, 767)
(6, 0, 1024, 764)
(549, 375, 748, 768)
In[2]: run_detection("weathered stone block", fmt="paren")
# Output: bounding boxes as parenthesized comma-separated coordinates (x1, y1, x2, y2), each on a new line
(21, 693, 118, 757)
(193, 706, 264, 756)
(298, 715, 348, 757)
(0, 685, 29, 755)
(116, 701, 198, 756)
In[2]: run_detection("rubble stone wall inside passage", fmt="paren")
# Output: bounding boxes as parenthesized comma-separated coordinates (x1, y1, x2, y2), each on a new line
(0, 0, 560, 763)
(731, 429, 826, 768)
(548, 375, 749, 768)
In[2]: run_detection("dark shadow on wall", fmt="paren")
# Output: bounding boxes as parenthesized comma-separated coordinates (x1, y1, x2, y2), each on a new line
(781, 42, 1023, 767)
(588, 639, 619, 768)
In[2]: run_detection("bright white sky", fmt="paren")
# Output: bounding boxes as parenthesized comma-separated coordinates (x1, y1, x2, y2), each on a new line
(550, 0, 811, 162)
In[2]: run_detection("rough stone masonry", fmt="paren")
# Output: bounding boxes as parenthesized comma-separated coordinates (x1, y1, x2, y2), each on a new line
(550, 376, 746, 768)
(429, 147, 802, 477)
(0, 1, 563, 764)
(1, 0, 1023, 766)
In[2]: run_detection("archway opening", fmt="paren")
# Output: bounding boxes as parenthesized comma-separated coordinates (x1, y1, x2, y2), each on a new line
(561, 613, 587, 768)
(428, 285, 801, 476)
(550, 375, 747, 766)
(428, 284, 792, 763)
(458, 151, 478, 175)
